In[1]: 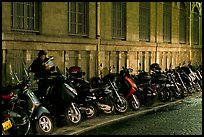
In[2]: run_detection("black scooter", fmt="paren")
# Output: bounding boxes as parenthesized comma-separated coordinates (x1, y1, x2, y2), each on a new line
(33, 58, 82, 126)
(66, 66, 98, 119)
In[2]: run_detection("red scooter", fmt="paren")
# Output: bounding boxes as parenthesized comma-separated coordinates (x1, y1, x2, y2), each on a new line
(117, 67, 141, 111)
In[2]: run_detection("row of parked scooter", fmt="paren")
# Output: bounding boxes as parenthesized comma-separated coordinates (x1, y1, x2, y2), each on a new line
(2, 57, 202, 135)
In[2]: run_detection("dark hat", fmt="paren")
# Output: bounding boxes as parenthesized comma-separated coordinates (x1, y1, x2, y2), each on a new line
(38, 50, 47, 57)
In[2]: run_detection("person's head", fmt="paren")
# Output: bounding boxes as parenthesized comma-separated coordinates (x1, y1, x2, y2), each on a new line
(38, 50, 47, 60)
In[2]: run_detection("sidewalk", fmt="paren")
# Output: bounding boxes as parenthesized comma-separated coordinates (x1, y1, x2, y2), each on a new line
(51, 92, 202, 135)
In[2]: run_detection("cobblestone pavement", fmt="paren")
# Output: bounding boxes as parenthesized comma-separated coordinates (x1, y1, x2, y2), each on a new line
(80, 92, 202, 135)
(51, 92, 202, 135)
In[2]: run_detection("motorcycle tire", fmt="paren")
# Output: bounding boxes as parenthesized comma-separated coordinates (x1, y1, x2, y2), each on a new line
(158, 87, 172, 102)
(35, 114, 54, 135)
(99, 97, 116, 114)
(171, 85, 184, 99)
(186, 84, 194, 94)
(64, 104, 82, 126)
(3, 107, 30, 135)
(193, 82, 202, 92)
(114, 95, 129, 114)
(129, 94, 141, 111)
(82, 104, 98, 119)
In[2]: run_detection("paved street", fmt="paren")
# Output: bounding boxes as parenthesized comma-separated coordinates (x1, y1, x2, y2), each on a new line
(80, 92, 202, 135)
(51, 92, 202, 135)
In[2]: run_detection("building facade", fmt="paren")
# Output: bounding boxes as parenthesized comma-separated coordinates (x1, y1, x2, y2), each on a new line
(2, 2, 202, 85)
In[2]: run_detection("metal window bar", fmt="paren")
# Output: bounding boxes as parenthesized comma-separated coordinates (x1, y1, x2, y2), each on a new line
(11, 2, 39, 32)
(192, 7, 199, 45)
(68, 2, 87, 36)
(163, 2, 172, 43)
(179, 2, 187, 44)
(139, 2, 150, 42)
(112, 2, 126, 39)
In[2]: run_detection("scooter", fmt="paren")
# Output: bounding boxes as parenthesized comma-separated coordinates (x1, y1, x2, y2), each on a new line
(33, 60, 82, 126)
(66, 66, 98, 119)
(116, 67, 141, 111)
(9, 64, 54, 135)
(2, 85, 30, 135)
(66, 66, 116, 115)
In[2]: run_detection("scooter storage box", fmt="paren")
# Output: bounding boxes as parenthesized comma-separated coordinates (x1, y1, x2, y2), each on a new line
(68, 66, 83, 78)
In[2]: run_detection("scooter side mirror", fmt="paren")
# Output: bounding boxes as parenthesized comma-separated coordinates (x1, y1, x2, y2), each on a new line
(128, 68, 133, 73)
(49, 56, 54, 61)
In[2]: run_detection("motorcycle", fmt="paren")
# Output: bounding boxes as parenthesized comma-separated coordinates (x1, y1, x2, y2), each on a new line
(6, 64, 54, 135)
(165, 64, 185, 99)
(90, 65, 129, 114)
(173, 66, 189, 97)
(32, 57, 82, 126)
(2, 85, 30, 135)
(131, 68, 157, 107)
(177, 62, 200, 94)
(66, 66, 116, 115)
(66, 66, 98, 119)
(194, 65, 202, 87)
(185, 62, 202, 92)
(150, 63, 173, 102)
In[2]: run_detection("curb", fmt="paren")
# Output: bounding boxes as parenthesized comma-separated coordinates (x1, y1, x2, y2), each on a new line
(51, 92, 202, 135)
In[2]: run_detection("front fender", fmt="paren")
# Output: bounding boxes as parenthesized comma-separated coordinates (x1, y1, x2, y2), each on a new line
(33, 106, 51, 120)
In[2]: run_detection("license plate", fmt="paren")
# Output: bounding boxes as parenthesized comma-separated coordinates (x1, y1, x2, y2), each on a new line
(2, 119, 12, 131)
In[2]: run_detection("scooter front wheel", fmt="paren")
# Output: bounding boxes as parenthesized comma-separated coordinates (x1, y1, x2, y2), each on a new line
(129, 94, 141, 111)
(35, 114, 54, 135)
(64, 104, 82, 126)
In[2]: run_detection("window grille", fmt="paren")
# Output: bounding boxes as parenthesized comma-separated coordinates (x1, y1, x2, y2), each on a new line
(163, 2, 171, 43)
(192, 7, 199, 45)
(139, 2, 150, 42)
(68, 2, 88, 36)
(112, 2, 126, 40)
(179, 2, 186, 44)
(11, 2, 39, 32)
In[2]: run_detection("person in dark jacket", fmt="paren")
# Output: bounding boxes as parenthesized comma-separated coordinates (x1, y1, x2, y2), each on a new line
(29, 50, 52, 98)
(30, 50, 51, 78)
